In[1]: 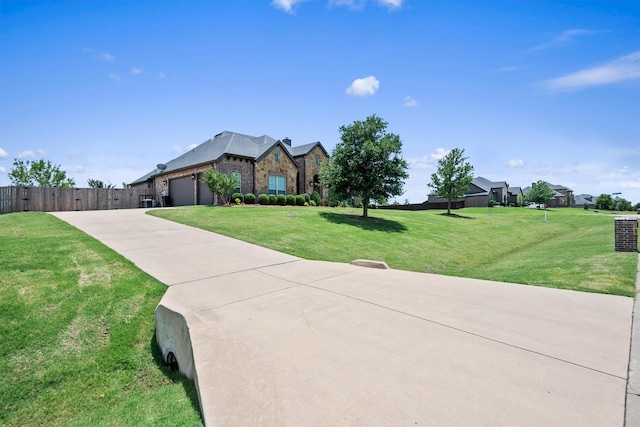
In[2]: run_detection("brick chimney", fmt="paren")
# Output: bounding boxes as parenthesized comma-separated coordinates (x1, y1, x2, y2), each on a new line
(283, 137, 292, 146)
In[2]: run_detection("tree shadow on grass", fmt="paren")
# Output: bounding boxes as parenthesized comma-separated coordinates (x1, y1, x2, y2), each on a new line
(438, 212, 475, 219)
(319, 212, 407, 233)
(150, 334, 204, 425)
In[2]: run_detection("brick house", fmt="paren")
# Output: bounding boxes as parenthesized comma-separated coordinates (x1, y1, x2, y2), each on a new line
(522, 182, 574, 208)
(131, 131, 329, 206)
(425, 176, 510, 208)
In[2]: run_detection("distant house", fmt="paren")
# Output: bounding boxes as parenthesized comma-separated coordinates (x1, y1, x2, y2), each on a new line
(131, 131, 329, 206)
(522, 182, 574, 208)
(425, 176, 510, 209)
(509, 186, 524, 206)
(574, 194, 596, 208)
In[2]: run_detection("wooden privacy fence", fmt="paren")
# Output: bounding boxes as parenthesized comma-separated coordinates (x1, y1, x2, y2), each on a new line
(0, 187, 159, 214)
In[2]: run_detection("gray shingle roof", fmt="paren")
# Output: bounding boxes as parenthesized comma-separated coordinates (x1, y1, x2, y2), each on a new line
(131, 131, 323, 185)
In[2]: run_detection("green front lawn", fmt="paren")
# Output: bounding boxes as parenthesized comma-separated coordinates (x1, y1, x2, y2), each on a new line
(0, 212, 202, 427)
(150, 206, 637, 297)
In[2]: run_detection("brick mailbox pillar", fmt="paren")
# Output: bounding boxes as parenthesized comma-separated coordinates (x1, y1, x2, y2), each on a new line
(615, 217, 638, 252)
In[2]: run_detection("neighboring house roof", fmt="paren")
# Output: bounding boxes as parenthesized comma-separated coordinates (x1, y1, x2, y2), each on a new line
(131, 131, 325, 185)
(465, 176, 508, 196)
(510, 186, 522, 194)
(522, 182, 573, 196)
(574, 194, 596, 206)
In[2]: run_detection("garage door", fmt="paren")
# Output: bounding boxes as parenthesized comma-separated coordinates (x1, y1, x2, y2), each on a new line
(169, 177, 194, 206)
(198, 181, 214, 205)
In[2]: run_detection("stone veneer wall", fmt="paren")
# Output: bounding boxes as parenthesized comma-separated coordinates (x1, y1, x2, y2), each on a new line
(216, 156, 255, 195)
(303, 146, 328, 202)
(615, 217, 638, 252)
(255, 146, 298, 195)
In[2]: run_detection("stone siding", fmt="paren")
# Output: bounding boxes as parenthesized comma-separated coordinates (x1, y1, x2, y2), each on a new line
(216, 156, 255, 194)
(255, 146, 298, 195)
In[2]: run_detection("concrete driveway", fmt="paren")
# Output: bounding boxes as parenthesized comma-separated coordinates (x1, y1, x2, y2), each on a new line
(52, 209, 635, 426)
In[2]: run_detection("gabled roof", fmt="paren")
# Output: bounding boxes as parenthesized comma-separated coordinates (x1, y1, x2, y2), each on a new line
(467, 176, 508, 194)
(131, 131, 325, 185)
(522, 181, 573, 198)
(510, 186, 522, 194)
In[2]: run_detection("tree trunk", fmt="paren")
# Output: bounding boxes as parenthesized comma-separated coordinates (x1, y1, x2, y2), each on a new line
(447, 198, 451, 215)
(363, 201, 369, 218)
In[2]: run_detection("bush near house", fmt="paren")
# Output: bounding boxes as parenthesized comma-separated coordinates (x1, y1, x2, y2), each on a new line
(232, 193, 244, 203)
(257, 194, 269, 205)
(311, 191, 322, 206)
(286, 194, 296, 206)
(268, 194, 277, 205)
(245, 193, 256, 204)
(277, 194, 286, 206)
(296, 195, 306, 206)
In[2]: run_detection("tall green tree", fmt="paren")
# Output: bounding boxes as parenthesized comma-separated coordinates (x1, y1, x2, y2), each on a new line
(428, 148, 474, 215)
(526, 181, 555, 208)
(200, 167, 238, 205)
(320, 115, 408, 218)
(8, 159, 75, 187)
(615, 198, 632, 211)
(595, 193, 614, 210)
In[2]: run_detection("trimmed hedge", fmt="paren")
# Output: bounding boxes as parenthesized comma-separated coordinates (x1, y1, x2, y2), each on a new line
(244, 193, 256, 204)
(311, 191, 321, 206)
(286, 194, 296, 205)
(268, 194, 277, 205)
(257, 194, 269, 205)
(276, 194, 286, 206)
(295, 194, 306, 206)
(232, 192, 244, 203)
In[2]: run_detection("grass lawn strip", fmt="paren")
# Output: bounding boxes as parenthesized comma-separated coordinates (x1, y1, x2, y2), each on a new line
(150, 206, 637, 297)
(0, 212, 202, 427)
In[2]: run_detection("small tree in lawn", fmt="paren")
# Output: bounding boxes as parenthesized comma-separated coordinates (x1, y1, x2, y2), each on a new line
(526, 181, 555, 208)
(320, 114, 409, 218)
(428, 148, 474, 215)
(200, 167, 238, 205)
(9, 158, 76, 187)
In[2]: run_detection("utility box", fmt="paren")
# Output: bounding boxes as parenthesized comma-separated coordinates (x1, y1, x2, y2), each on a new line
(615, 217, 638, 252)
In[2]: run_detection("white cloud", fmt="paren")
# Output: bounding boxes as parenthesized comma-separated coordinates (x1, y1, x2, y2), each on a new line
(543, 51, 640, 91)
(0, 166, 6, 173)
(17, 149, 45, 159)
(346, 76, 380, 96)
(377, 0, 403, 10)
(96, 52, 115, 61)
(0, 147, 8, 159)
(109, 73, 121, 81)
(507, 159, 524, 168)
(159, 72, 166, 78)
(172, 145, 183, 154)
(65, 164, 88, 174)
(131, 68, 143, 75)
(272, 0, 309, 13)
(408, 148, 449, 168)
(187, 143, 198, 150)
(69, 149, 81, 158)
(529, 29, 597, 52)
(403, 96, 417, 107)
(275, 0, 402, 13)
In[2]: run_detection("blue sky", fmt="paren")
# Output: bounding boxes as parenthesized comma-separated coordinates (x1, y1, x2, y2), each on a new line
(1, 0, 639, 203)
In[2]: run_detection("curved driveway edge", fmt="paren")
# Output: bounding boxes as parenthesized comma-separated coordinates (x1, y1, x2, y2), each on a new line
(52, 209, 635, 426)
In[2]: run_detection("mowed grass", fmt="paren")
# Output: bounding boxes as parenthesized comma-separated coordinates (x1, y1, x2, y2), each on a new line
(0, 212, 202, 427)
(150, 206, 637, 297)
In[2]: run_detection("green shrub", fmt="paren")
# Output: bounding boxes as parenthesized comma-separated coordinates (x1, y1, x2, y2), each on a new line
(245, 193, 256, 204)
(304, 193, 310, 203)
(257, 194, 269, 205)
(311, 191, 322, 206)
(488, 200, 499, 207)
(277, 194, 286, 206)
(268, 194, 277, 205)
(296, 194, 306, 206)
(309, 200, 317, 207)
(232, 192, 244, 203)
(286, 194, 296, 205)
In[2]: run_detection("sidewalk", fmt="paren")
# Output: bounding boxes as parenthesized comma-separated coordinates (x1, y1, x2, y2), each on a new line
(52, 209, 634, 426)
